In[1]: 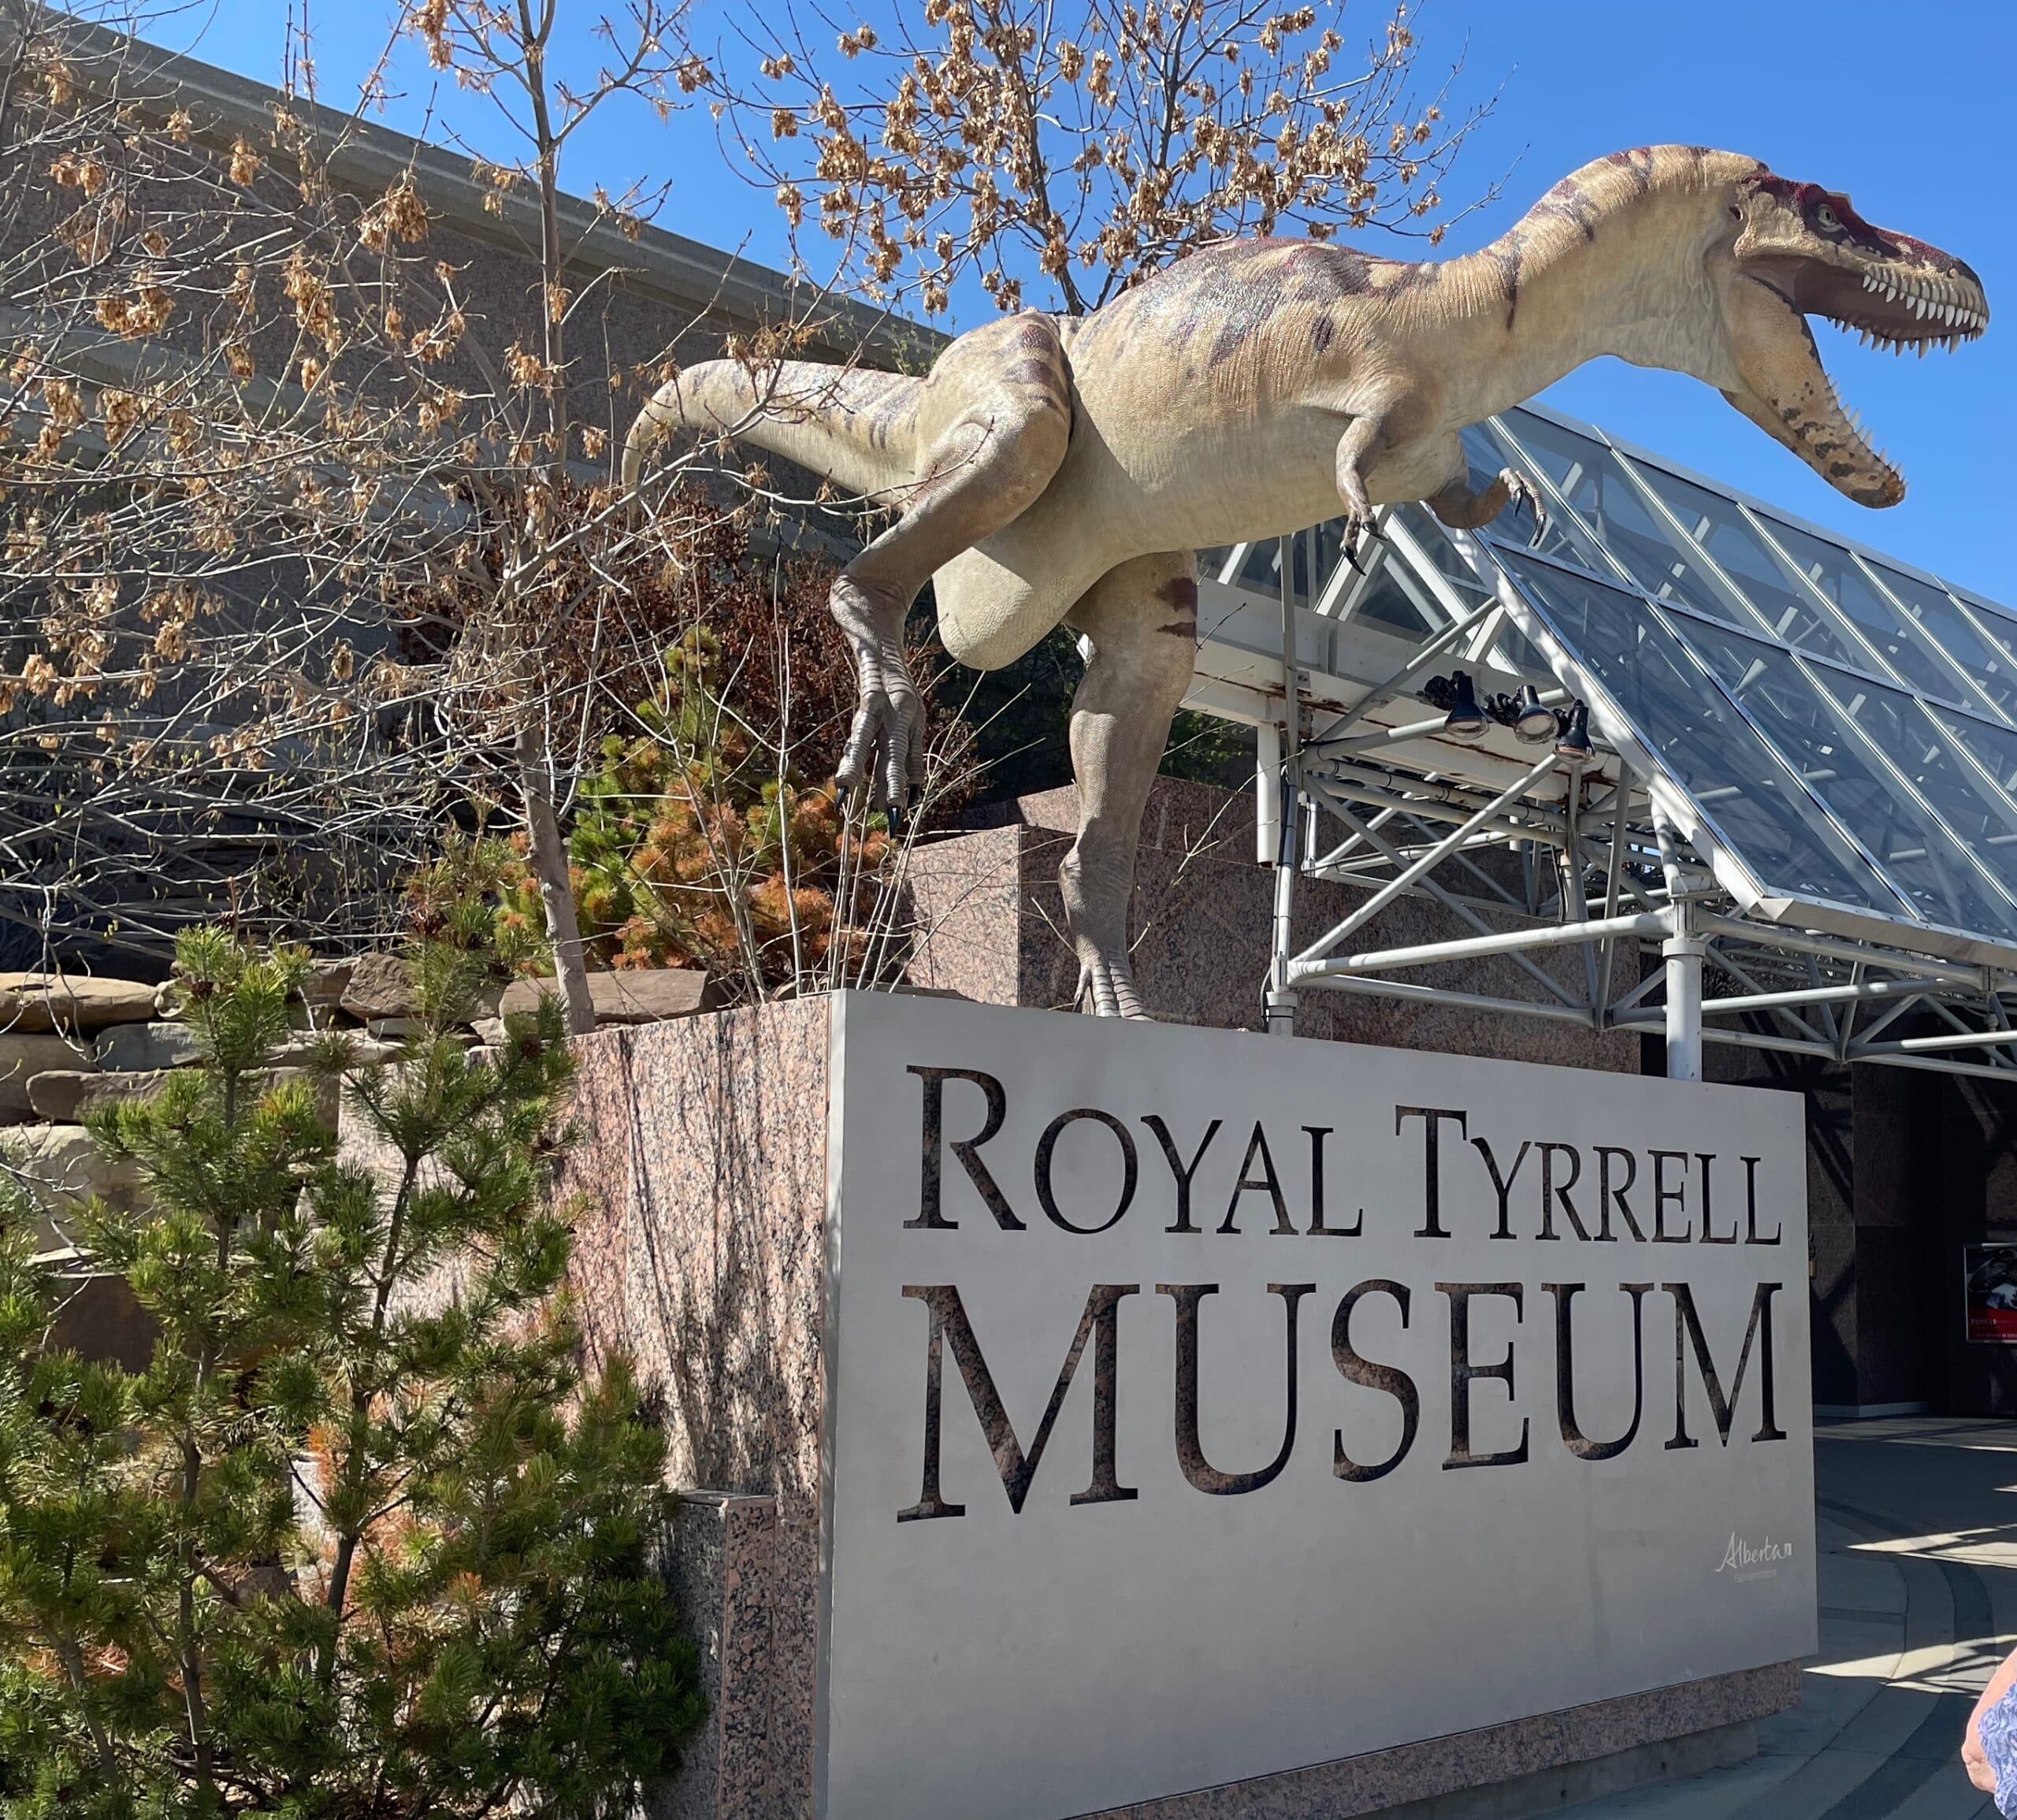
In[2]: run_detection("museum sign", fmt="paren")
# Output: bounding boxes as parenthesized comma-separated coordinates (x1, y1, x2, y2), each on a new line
(819, 994, 1815, 1820)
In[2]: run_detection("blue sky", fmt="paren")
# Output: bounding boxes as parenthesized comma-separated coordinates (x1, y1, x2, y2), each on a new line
(132, 0, 2015, 600)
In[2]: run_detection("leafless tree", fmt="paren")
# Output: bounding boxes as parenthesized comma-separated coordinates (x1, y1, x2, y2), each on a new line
(700, 0, 1497, 318)
(0, 4, 815, 1019)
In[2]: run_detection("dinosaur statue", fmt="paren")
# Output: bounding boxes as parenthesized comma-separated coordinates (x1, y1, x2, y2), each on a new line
(625, 146, 1988, 1018)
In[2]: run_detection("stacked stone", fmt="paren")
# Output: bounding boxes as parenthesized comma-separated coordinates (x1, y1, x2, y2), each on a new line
(2, 958, 724, 1236)
(1, 956, 717, 1369)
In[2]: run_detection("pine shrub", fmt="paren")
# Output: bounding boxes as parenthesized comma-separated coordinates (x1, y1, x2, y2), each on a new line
(0, 928, 703, 1818)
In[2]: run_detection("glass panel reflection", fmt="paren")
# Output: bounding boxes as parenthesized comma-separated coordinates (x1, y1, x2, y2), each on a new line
(1233, 536, 1313, 604)
(1625, 463, 1863, 667)
(1870, 565, 2017, 721)
(1339, 548, 1441, 638)
(1391, 503, 1492, 604)
(1813, 683, 2017, 906)
(1471, 414, 1629, 580)
(1499, 551, 1907, 916)
(1496, 414, 1745, 623)
(1758, 516, 1961, 700)
(1668, 618, 2014, 934)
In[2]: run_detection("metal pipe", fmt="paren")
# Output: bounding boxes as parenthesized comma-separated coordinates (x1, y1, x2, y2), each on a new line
(1266, 534, 1301, 1037)
(1312, 712, 1465, 756)
(1300, 775, 1558, 849)
(1304, 793, 1583, 1007)
(1694, 912, 1988, 990)
(1851, 1049, 2017, 1084)
(1595, 763, 1631, 1025)
(1295, 974, 1599, 1026)
(1610, 976, 1949, 1018)
(1291, 753, 1561, 967)
(1291, 910, 1670, 980)
(1306, 601, 1498, 748)
(1859, 1026, 2017, 1056)
(1256, 720, 1281, 867)
(1664, 899, 1706, 1083)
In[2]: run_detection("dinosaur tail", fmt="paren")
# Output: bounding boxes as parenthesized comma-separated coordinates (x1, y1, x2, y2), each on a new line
(623, 358, 922, 503)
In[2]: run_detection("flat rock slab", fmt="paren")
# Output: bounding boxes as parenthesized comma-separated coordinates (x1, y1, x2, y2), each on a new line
(0, 1033, 93, 1116)
(268, 1033, 400, 1068)
(27, 1068, 169, 1123)
(20, 1065, 336, 1133)
(500, 967, 714, 1026)
(0, 1121, 144, 1212)
(340, 953, 414, 1022)
(95, 1021, 203, 1073)
(0, 972, 157, 1034)
(303, 958, 354, 1009)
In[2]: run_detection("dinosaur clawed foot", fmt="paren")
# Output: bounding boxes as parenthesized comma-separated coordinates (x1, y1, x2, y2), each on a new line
(835, 674, 927, 817)
(1075, 954, 1150, 1020)
(1499, 467, 1549, 547)
(1340, 506, 1384, 574)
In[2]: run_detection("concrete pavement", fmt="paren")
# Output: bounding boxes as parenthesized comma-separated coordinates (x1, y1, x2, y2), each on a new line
(1559, 1417, 2017, 1818)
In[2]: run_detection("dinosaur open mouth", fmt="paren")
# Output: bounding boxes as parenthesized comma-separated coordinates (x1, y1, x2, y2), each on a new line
(1742, 257, 1988, 505)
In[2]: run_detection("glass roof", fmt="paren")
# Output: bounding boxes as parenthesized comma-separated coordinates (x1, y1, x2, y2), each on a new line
(1472, 404, 2017, 953)
(1196, 400, 2017, 957)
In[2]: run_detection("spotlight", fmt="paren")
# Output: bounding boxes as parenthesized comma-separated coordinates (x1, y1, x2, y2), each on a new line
(1555, 698, 1592, 766)
(1442, 670, 1487, 742)
(1512, 684, 1555, 745)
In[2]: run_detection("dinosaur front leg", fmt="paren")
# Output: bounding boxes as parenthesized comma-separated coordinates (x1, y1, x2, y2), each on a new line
(1059, 552, 1199, 1019)
(1333, 413, 1384, 570)
(830, 574, 923, 814)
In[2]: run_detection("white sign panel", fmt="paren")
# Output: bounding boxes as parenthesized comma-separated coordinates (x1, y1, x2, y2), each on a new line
(822, 994, 1814, 1820)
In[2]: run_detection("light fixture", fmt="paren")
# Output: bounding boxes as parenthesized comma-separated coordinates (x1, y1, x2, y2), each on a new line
(1512, 685, 1555, 745)
(1441, 670, 1487, 742)
(1555, 699, 1592, 766)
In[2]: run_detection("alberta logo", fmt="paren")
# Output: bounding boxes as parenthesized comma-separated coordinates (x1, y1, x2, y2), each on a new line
(1715, 1533, 1794, 1583)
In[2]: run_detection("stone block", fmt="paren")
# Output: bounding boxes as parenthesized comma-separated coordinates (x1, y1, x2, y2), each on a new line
(365, 1018, 427, 1041)
(95, 1021, 203, 1073)
(0, 1122, 144, 1214)
(0, 1033, 92, 1116)
(500, 966, 714, 1026)
(268, 1033, 400, 1068)
(303, 958, 355, 1009)
(562, 997, 1807, 1820)
(0, 971, 158, 1033)
(905, 778, 1640, 1072)
(27, 1068, 169, 1123)
(340, 952, 414, 1022)
(26, 1065, 335, 1131)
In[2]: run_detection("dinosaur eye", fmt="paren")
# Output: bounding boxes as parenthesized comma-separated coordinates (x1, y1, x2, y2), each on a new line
(1815, 202, 1842, 232)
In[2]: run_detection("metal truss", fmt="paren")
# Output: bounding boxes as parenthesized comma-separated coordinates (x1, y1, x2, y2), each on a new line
(1241, 533, 2017, 1086)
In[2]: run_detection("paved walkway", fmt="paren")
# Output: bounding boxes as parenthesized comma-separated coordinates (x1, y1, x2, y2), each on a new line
(1561, 1417, 2017, 1818)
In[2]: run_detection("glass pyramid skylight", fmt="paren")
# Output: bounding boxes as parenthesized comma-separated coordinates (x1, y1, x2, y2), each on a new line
(1196, 401, 2017, 967)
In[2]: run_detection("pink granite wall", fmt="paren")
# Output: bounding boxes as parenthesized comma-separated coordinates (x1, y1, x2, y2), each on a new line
(907, 778, 1641, 1073)
(556, 1003, 832, 1820)
(551, 996, 1798, 1820)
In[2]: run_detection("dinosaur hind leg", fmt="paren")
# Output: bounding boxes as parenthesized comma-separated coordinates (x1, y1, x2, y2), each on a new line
(831, 313, 1072, 814)
(1061, 551, 1199, 1019)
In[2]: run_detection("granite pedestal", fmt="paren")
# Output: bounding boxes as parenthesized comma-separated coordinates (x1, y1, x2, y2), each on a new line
(558, 994, 1811, 1820)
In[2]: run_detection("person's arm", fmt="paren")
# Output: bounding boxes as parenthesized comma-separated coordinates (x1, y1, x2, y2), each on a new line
(1964, 1642, 2017, 1794)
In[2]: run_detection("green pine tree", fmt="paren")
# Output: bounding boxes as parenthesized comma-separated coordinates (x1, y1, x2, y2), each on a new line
(0, 928, 702, 1818)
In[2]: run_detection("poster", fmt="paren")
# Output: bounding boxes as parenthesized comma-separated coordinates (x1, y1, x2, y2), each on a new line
(1964, 1244, 2017, 1344)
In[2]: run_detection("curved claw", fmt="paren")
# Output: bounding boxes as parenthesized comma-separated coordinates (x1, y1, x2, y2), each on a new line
(834, 680, 923, 818)
(1342, 511, 1377, 575)
(1075, 956, 1149, 1020)
(1499, 466, 1548, 548)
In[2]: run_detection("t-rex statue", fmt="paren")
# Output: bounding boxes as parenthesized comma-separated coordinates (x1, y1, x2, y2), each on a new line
(625, 146, 1988, 1017)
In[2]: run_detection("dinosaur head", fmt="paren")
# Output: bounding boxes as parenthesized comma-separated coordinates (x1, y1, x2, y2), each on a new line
(1714, 168, 1987, 507)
